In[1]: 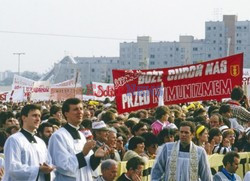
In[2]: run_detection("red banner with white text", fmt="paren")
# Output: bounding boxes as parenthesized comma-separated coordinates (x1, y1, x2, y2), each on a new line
(112, 54, 243, 114)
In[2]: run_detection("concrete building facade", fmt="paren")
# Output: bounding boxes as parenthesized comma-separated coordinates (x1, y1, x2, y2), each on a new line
(40, 56, 119, 87)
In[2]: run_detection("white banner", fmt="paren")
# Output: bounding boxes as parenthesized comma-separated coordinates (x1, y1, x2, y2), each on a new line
(30, 81, 51, 101)
(243, 69, 250, 100)
(53, 79, 75, 87)
(12, 74, 35, 91)
(92, 82, 115, 101)
(11, 75, 35, 101)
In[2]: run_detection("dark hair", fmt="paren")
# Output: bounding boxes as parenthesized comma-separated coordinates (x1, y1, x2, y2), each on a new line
(140, 118, 154, 125)
(21, 104, 41, 117)
(193, 108, 206, 118)
(20, 104, 41, 126)
(126, 157, 145, 171)
(101, 111, 116, 124)
(128, 112, 137, 119)
(0, 111, 15, 127)
(174, 117, 185, 129)
(210, 113, 223, 124)
(47, 117, 61, 127)
(50, 105, 61, 116)
(81, 119, 92, 129)
(124, 120, 137, 130)
(118, 125, 130, 137)
(37, 122, 53, 134)
(128, 136, 145, 150)
(5, 125, 19, 135)
(222, 151, 240, 167)
(132, 122, 147, 135)
(141, 132, 158, 148)
(62, 98, 81, 119)
(94, 109, 103, 117)
(208, 128, 222, 142)
(155, 106, 170, 120)
(231, 86, 244, 101)
(219, 104, 231, 115)
(136, 109, 148, 118)
(0, 129, 8, 147)
(179, 121, 195, 133)
(41, 113, 50, 121)
(208, 105, 219, 117)
(193, 115, 207, 125)
(157, 128, 176, 145)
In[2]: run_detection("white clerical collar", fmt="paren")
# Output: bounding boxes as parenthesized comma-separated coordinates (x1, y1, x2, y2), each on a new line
(68, 123, 80, 130)
(23, 128, 36, 136)
(125, 173, 132, 180)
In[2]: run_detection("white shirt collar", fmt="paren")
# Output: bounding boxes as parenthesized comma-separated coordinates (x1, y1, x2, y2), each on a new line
(23, 128, 36, 136)
(68, 123, 80, 130)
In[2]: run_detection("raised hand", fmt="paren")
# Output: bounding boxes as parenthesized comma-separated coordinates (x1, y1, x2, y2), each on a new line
(94, 145, 110, 158)
(83, 140, 96, 156)
(131, 173, 142, 181)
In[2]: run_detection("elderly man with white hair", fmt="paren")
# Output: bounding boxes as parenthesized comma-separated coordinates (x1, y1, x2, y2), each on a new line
(94, 159, 118, 181)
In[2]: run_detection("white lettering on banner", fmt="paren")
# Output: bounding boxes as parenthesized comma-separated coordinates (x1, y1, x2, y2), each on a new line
(122, 90, 150, 109)
(167, 64, 204, 81)
(205, 60, 227, 75)
(162, 79, 232, 101)
(138, 71, 163, 85)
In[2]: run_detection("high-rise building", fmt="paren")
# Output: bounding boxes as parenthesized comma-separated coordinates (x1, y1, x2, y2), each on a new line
(120, 15, 250, 70)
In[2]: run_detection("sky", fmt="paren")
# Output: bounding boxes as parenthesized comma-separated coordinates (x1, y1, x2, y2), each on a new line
(0, 0, 250, 74)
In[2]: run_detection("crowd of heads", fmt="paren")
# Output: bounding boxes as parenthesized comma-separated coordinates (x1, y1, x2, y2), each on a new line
(0, 86, 250, 180)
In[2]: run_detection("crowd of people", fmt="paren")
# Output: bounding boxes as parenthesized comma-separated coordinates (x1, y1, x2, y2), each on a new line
(0, 86, 250, 180)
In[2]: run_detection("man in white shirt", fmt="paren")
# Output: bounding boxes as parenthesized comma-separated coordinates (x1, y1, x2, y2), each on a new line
(48, 98, 109, 181)
(3, 104, 54, 181)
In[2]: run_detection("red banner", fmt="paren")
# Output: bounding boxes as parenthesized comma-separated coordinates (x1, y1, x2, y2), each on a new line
(112, 54, 243, 114)
(0, 92, 8, 101)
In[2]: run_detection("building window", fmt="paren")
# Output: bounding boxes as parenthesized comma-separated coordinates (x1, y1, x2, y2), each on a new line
(170, 54, 173, 57)
(150, 61, 155, 65)
(164, 61, 168, 65)
(176, 48, 179, 51)
(193, 47, 198, 51)
(213, 40, 216, 44)
(91, 68, 95, 72)
(208, 54, 211, 58)
(219, 33, 222, 37)
(219, 47, 222, 51)
(150, 54, 155, 58)
(213, 27, 216, 30)
(207, 27, 211, 30)
(237, 40, 242, 43)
